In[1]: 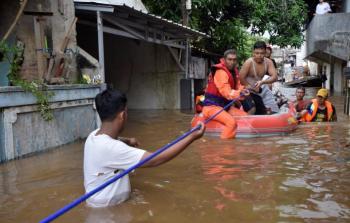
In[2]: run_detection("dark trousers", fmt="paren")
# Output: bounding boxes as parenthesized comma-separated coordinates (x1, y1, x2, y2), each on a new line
(250, 93, 266, 115)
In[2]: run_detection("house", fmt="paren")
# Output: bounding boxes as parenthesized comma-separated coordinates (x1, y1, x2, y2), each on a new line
(74, 0, 208, 109)
(305, 0, 350, 95)
(0, 0, 208, 162)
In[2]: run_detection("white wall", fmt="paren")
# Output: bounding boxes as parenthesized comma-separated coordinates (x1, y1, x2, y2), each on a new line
(325, 63, 331, 90)
(308, 61, 319, 76)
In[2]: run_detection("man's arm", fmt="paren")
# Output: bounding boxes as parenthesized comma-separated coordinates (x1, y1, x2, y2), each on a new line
(299, 102, 312, 118)
(293, 100, 299, 109)
(239, 60, 251, 87)
(331, 105, 337, 121)
(272, 59, 277, 69)
(140, 123, 205, 167)
(262, 59, 278, 84)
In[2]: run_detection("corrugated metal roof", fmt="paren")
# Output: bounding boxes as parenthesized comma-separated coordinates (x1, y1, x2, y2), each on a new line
(74, 0, 148, 12)
(118, 4, 208, 37)
(74, 1, 209, 38)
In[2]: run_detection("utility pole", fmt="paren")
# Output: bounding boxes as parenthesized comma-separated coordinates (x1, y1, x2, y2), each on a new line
(181, 0, 193, 109)
(181, 0, 190, 26)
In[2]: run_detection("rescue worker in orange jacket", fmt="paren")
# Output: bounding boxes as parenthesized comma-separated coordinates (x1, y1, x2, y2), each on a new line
(301, 88, 337, 122)
(202, 49, 254, 139)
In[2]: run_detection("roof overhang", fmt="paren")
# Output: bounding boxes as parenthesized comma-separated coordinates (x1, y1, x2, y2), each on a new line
(75, 3, 114, 12)
(74, 0, 149, 12)
(305, 31, 350, 63)
(74, 2, 208, 49)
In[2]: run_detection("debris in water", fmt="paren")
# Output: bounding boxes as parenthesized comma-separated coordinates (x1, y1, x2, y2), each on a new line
(154, 183, 164, 188)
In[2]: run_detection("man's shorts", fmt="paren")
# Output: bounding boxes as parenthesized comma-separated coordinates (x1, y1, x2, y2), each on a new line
(240, 95, 255, 112)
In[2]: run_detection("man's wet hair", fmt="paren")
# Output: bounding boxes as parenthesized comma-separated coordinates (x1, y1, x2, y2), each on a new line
(296, 86, 305, 93)
(253, 41, 267, 50)
(223, 49, 236, 58)
(95, 89, 127, 121)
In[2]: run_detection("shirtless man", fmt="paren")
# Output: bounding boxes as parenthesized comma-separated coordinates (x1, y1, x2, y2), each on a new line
(239, 41, 279, 114)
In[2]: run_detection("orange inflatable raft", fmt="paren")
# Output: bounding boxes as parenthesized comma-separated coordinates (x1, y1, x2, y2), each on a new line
(191, 103, 298, 138)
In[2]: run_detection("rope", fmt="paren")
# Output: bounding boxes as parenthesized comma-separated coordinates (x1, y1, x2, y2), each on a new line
(39, 94, 243, 223)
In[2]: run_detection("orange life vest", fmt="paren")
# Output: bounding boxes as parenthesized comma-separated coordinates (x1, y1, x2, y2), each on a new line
(302, 99, 334, 122)
(204, 59, 239, 107)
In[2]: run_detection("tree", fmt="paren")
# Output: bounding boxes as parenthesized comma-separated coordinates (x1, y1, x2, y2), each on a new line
(248, 0, 307, 48)
(143, 0, 307, 60)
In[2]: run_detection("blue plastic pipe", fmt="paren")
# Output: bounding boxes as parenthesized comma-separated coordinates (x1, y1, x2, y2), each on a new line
(39, 96, 240, 223)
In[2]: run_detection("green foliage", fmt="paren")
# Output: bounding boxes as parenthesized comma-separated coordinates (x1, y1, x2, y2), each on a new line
(143, 0, 182, 22)
(248, 0, 307, 48)
(13, 79, 54, 121)
(143, 0, 307, 60)
(75, 75, 89, 84)
(0, 41, 54, 121)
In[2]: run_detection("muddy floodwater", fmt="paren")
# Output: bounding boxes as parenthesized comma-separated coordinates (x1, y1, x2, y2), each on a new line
(1, 89, 350, 223)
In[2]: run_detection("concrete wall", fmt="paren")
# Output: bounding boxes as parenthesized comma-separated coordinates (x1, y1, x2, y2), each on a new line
(11, 102, 95, 157)
(306, 13, 350, 61)
(77, 25, 184, 109)
(0, 84, 102, 162)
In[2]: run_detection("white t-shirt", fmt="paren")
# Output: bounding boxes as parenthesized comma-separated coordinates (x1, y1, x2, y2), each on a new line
(84, 129, 146, 207)
(316, 2, 332, 15)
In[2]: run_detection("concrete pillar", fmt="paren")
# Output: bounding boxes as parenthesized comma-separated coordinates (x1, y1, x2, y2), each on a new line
(345, 80, 350, 116)
(330, 57, 335, 92)
(333, 60, 343, 95)
(345, 0, 350, 13)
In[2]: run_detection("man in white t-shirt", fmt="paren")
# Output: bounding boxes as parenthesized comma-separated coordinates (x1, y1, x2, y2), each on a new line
(84, 89, 205, 207)
(315, 0, 332, 15)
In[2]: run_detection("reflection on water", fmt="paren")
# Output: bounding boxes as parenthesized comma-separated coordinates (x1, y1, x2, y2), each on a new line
(0, 88, 350, 222)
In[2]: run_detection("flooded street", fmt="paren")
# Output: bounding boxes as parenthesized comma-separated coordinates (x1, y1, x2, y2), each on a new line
(1, 90, 350, 222)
